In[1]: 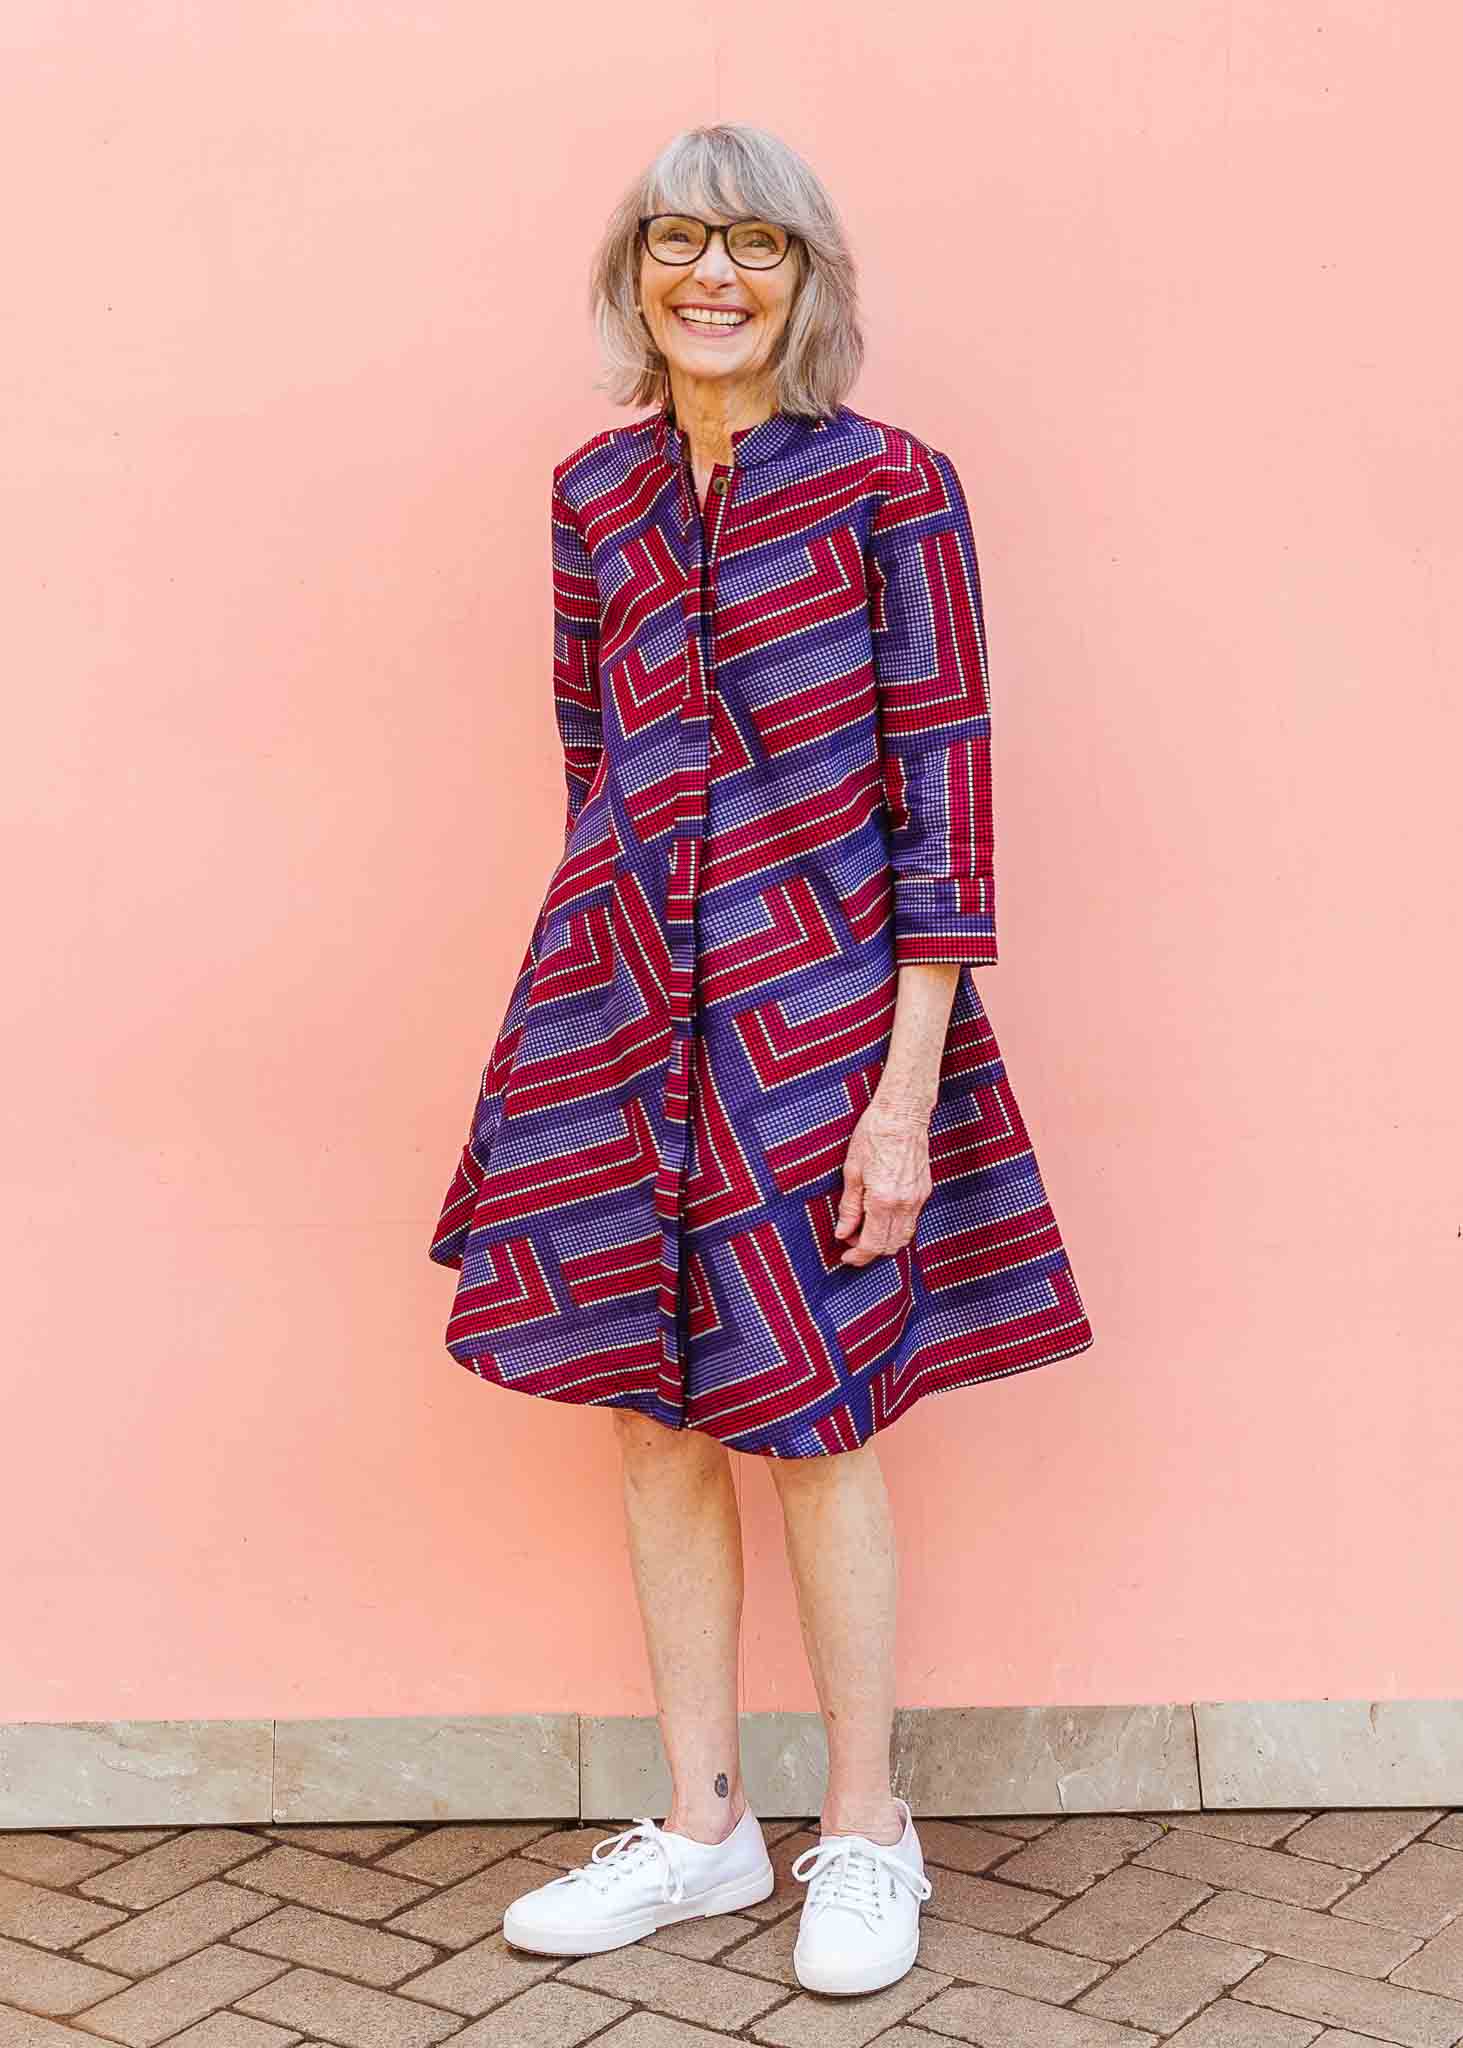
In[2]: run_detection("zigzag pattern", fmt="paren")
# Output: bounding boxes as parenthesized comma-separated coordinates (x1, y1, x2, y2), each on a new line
(429, 403, 1093, 1456)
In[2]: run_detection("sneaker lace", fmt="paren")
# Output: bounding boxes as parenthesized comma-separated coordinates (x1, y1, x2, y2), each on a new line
(789, 1834, 932, 1931)
(550, 1817, 685, 1905)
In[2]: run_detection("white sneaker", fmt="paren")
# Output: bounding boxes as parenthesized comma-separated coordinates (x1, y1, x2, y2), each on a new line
(502, 1805, 775, 1956)
(790, 1797, 933, 1995)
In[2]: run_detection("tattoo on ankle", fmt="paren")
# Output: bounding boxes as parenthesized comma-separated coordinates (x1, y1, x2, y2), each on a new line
(714, 1771, 729, 1797)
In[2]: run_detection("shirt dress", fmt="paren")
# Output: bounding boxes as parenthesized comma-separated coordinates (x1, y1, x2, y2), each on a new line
(427, 400, 1095, 1458)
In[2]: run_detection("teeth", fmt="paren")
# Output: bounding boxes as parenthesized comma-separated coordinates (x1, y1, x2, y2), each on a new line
(675, 308, 749, 326)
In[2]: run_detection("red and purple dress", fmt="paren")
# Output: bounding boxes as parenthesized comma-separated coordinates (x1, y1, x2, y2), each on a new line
(429, 401, 1094, 1456)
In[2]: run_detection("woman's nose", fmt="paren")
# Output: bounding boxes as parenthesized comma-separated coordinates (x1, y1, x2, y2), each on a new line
(692, 232, 740, 285)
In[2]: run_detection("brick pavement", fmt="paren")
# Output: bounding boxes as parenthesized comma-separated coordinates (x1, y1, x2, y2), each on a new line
(1, 1808, 1462, 2046)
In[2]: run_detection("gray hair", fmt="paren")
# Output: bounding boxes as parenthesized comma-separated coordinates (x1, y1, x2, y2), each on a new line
(587, 123, 864, 420)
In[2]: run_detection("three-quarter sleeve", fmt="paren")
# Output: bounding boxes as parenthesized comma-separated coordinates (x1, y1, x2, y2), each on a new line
(867, 436, 998, 966)
(551, 467, 604, 843)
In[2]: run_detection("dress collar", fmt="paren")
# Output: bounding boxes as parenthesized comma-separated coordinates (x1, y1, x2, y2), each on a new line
(650, 400, 830, 471)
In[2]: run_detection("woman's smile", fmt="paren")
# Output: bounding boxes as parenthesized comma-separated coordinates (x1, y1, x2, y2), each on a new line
(669, 301, 754, 340)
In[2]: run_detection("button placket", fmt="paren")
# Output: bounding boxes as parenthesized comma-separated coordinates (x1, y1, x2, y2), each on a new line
(654, 453, 736, 1419)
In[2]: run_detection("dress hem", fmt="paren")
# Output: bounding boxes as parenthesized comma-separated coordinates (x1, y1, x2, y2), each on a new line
(439, 1322, 1096, 1460)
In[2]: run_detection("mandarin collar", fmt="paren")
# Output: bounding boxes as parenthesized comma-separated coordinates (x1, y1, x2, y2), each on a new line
(650, 402, 829, 471)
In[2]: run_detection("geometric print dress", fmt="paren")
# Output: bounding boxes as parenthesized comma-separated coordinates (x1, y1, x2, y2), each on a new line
(428, 399, 1095, 1457)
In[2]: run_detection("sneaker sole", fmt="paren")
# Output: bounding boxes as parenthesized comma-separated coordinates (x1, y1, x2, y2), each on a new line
(793, 1931, 920, 1996)
(502, 1859, 776, 1956)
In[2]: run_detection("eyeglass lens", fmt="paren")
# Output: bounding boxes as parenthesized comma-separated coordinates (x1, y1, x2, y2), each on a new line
(645, 216, 789, 268)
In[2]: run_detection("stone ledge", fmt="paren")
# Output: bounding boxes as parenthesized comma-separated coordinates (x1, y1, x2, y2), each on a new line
(1, 1700, 1457, 1830)
(1198, 1699, 1463, 1807)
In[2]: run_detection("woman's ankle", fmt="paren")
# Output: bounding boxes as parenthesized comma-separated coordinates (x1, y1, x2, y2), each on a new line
(819, 1794, 904, 1845)
(665, 1787, 749, 1843)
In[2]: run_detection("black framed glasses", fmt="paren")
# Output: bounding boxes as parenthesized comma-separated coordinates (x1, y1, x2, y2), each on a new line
(638, 213, 795, 271)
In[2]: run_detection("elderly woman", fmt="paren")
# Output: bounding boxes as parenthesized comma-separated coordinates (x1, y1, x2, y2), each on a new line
(428, 122, 1094, 1997)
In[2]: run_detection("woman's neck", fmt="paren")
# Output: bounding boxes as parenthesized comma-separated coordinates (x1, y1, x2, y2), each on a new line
(667, 378, 777, 473)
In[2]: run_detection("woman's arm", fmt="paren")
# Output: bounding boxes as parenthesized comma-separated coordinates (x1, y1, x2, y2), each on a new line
(834, 962, 959, 1265)
(839, 432, 997, 1264)
(867, 436, 997, 967)
(551, 466, 605, 843)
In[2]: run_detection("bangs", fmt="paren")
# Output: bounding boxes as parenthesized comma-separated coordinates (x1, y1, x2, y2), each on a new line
(647, 131, 818, 240)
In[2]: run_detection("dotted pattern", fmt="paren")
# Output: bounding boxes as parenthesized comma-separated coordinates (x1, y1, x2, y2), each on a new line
(427, 403, 1094, 1456)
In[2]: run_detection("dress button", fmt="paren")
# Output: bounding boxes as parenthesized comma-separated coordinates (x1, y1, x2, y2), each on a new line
(711, 475, 728, 493)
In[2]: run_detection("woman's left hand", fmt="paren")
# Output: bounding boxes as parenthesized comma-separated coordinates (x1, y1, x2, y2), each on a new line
(833, 1098, 933, 1265)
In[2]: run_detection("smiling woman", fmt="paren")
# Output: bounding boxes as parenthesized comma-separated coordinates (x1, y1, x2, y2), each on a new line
(587, 125, 863, 471)
(630, 208, 806, 497)
(428, 121, 1094, 1999)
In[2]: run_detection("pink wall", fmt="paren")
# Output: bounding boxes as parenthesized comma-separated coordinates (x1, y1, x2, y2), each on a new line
(4, 2, 1459, 1724)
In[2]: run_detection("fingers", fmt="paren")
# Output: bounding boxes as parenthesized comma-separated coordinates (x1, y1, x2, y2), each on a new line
(833, 1160, 864, 1246)
(837, 1184, 925, 1266)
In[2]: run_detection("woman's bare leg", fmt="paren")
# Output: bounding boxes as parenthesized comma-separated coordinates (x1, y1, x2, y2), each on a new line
(766, 1439, 903, 1844)
(611, 1411, 747, 1844)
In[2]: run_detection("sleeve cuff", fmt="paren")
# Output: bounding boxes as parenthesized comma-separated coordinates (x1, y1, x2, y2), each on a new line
(891, 875, 998, 965)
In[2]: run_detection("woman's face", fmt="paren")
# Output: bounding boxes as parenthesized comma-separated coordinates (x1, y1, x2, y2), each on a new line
(638, 204, 799, 401)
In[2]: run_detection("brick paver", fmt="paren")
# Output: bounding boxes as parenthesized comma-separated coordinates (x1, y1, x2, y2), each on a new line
(228, 1842, 436, 1922)
(156, 2019, 302, 2048)
(520, 1827, 617, 1871)
(1135, 1831, 1356, 1909)
(1031, 1863, 1212, 1961)
(916, 1824, 1026, 1877)
(919, 1865, 1056, 1936)
(76, 1878, 278, 1975)
(377, 1824, 550, 1886)
(447, 1977, 629, 2044)
(915, 1915, 1104, 1999)
(230, 1898, 439, 1983)
(738, 1830, 819, 1925)
(1230, 1952, 1463, 2046)
(0, 1930, 129, 2015)
(237, 1962, 464, 2046)
(394, 1929, 559, 2014)
(263, 1825, 419, 1858)
(1391, 1911, 1463, 1996)
(913, 1979, 1160, 2044)
(648, 1910, 763, 1962)
(0, 1871, 128, 1951)
(988, 1817, 1165, 1898)
(0, 1806, 1459, 2047)
(4, 2014, 144, 2047)
(1182, 1884, 1422, 1974)
(77, 1831, 268, 1911)
(1072, 1926, 1264, 2031)
(872, 2031, 972, 2048)
(1328, 1841, 1463, 1936)
(748, 1963, 947, 2044)
(1308, 2034, 1412, 2047)
(385, 1855, 567, 1949)
(595, 2018, 749, 2046)
(1166, 1999, 1322, 2043)
(718, 1910, 803, 1987)
(72, 1942, 288, 2048)
(561, 1943, 785, 2028)
(1164, 1815, 1312, 1848)
(1281, 1810, 1445, 1871)
(0, 1835, 124, 1889)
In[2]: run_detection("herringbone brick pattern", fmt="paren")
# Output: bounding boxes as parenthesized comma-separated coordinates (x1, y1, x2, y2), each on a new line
(3, 1808, 1463, 2046)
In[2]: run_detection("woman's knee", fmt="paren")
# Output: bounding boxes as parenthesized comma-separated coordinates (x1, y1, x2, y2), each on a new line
(767, 1436, 882, 1495)
(610, 1409, 730, 1479)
